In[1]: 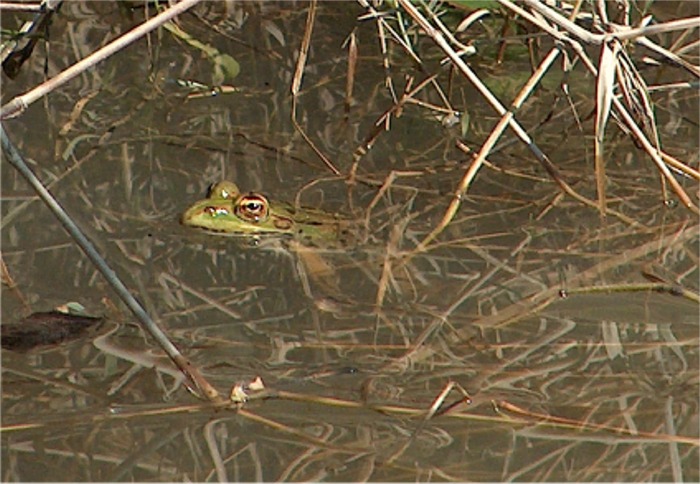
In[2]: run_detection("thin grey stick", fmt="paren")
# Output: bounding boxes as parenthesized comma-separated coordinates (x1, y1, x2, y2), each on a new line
(0, 124, 222, 403)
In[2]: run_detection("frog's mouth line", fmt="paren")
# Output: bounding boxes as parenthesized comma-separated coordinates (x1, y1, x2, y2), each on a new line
(195, 227, 291, 238)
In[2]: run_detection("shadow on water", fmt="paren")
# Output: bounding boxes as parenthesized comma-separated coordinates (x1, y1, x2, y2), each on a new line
(1, 1, 698, 481)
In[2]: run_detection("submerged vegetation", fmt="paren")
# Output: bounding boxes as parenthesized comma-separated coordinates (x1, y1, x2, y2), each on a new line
(1, 1, 698, 481)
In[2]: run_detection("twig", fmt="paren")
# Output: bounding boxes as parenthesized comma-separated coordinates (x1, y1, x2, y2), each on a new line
(611, 94, 699, 213)
(290, 0, 340, 175)
(0, 2, 44, 12)
(495, 400, 700, 446)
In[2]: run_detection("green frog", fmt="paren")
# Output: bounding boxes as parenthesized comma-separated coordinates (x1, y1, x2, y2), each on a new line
(181, 181, 355, 246)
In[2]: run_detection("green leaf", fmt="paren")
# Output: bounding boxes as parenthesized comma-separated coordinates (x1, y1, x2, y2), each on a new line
(164, 21, 240, 83)
(446, 0, 500, 11)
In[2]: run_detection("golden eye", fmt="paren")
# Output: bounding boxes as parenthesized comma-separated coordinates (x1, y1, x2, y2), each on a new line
(235, 194, 269, 222)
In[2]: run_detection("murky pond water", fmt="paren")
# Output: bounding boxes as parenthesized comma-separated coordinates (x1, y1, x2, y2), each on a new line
(2, 1, 698, 481)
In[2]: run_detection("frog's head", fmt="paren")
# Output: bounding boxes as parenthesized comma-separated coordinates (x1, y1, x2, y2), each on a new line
(181, 193, 294, 235)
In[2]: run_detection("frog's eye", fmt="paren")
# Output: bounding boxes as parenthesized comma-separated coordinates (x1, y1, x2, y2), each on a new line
(235, 194, 269, 222)
(208, 181, 240, 200)
(204, 206, 230, 218)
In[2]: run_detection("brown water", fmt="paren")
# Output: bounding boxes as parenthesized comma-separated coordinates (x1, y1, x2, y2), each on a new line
(2, 2, 698, 481)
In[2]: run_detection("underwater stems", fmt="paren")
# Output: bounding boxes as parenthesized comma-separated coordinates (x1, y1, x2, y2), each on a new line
(0, 124, 223, 404)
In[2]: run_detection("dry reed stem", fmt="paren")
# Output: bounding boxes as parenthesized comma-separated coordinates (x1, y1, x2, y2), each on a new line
(522, 0, 700, 47)
(384, 221, 697, 373)
(637, 35, 700, 78)
(203, 419, 229, 482)
(159, 273, 243, 319)
(499, 0, 699, 213)
(412, 47, 562, 251)
(495, 400, 699, 446)
(276, 427, 339, 481)
(0, 254, 32, 312)
(350, 74, 437, 180)
(594, 40, 618, 216)
(0, 0, 203, 119)
(0, 2, 44, 12)
(238, 407, 371, 454)
(474, 222, 696, 331)
(291, 0, 340, 175)
(395, 0, 653, 258)
(1, 400, 223, 433)
(245, 389, 697, 448)
(2, 359, 108, 403)
(344, 29, 358, 115)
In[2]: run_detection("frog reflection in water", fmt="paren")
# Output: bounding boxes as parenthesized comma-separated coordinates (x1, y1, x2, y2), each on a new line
(181, 181, 355, 246)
